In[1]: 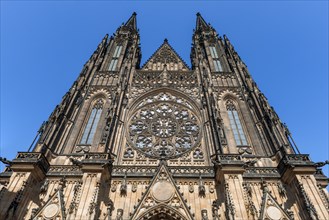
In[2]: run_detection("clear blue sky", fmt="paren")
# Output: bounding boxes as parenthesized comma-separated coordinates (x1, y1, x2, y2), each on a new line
(1, 1, 328, 175)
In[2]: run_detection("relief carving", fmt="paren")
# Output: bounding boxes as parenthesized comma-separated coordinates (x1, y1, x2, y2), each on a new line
(198, 175, 206, 197)
(201, 209, 209, 220)
(212, 200, 221, 220)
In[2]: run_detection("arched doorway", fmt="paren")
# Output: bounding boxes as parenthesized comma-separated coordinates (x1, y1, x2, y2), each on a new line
(148, 213, 177, 220)
(137, 205, 189, 220)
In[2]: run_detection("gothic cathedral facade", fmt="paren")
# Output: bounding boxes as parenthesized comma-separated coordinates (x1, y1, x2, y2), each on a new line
(0, 13, 328, 220)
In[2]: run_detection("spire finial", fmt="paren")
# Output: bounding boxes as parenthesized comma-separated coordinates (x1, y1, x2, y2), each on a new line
(125, 12, 137, 30)
(164, 38, 168, 43)
(195, 12, 209, 31)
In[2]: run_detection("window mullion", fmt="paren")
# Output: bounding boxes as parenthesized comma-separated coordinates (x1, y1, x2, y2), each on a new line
(91, 109, 102, 139)
(229, 110, 240, 145)
(113, 59, 118, 71)
(210, 47, 215, 58)
(113, 46, 119, 58)
(116, 46, 122, 58)
(233, 110, 247, 146)
(217, 60, 223, 71)
(81, 108, 96, 144)
(85, 108, 99, 144)
(213, 47, 218, 58)
(108, 59, 114, 71)
(232, 110, 243, 145)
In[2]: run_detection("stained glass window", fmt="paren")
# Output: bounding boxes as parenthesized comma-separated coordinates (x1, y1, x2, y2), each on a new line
(226, 100, 248, 146)
(108, 45, 122, 71)
(80, 99, 103, 145)
(209, 46, 223, 72)
(128, 92, 201, 159)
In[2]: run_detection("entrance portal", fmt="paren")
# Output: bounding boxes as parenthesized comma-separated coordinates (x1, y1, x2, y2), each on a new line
(137, 205, 189, 220)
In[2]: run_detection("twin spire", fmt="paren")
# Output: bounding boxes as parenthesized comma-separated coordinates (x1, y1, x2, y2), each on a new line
(120, 12, 211, 69)
(123, 12, 210, 31)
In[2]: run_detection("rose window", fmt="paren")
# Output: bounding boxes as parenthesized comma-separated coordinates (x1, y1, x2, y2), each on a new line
(128, 93, 201, 159)
(151, 116, 177, 138)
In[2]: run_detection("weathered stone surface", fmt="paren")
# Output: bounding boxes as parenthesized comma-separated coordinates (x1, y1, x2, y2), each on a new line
(0, 12, 328, 220)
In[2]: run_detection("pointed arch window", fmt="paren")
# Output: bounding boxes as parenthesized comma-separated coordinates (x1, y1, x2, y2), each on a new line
(209, 46, 223, 72)
(80, 99, 104, 145)
(108, 45, 122, 71)
(226, 100, 248, 146)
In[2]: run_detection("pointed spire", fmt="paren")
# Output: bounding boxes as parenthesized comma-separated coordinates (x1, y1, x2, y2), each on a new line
(196, 12, 210, 31)
(125, 12, 137, 30)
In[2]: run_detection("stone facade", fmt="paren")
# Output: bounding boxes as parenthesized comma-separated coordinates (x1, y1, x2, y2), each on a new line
(0, 13, 328, 220)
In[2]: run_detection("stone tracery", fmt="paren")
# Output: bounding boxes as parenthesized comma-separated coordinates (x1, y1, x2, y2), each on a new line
(128, 92, 201, 159)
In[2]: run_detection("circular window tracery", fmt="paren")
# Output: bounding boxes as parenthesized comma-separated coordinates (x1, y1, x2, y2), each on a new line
(127, 92, 201, 159)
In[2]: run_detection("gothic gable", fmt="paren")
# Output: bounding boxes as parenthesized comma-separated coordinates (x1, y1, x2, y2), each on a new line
(141, 39, 190, 71)
(259, 184, 293, 220)
(32, 181, 66, 220)
(130, 162, 194, 220)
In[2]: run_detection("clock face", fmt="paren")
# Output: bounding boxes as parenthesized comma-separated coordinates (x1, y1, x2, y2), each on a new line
(127, 92, 201, 159)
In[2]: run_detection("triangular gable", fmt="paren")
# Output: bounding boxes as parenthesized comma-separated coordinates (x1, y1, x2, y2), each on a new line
(259, 185, 293, 220)
(141, 39, 190, 71)
(130, 162, 194, 220)
(33, 184, 66, 220)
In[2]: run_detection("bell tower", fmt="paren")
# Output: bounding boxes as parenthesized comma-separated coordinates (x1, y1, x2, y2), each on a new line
(0, 12, 328, 220)
(191, 13, 328, 220)
(31, 12, 141, 157)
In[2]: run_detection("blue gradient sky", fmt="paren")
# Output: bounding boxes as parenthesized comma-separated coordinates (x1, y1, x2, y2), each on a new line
(1, 1, 328, 175)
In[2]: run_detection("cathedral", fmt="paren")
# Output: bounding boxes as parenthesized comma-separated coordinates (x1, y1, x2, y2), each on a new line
(0, 12, 328, 220)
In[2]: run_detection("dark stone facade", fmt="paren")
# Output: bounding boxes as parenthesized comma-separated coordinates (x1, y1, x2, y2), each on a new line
(0, 13, 328, 220)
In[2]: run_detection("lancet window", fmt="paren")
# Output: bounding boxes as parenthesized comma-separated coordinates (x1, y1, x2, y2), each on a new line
(108, 45, 122, 71)
(209, 46, 223, 72)
(226, 100, 248, 146)
(80, 99, 104, 145)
